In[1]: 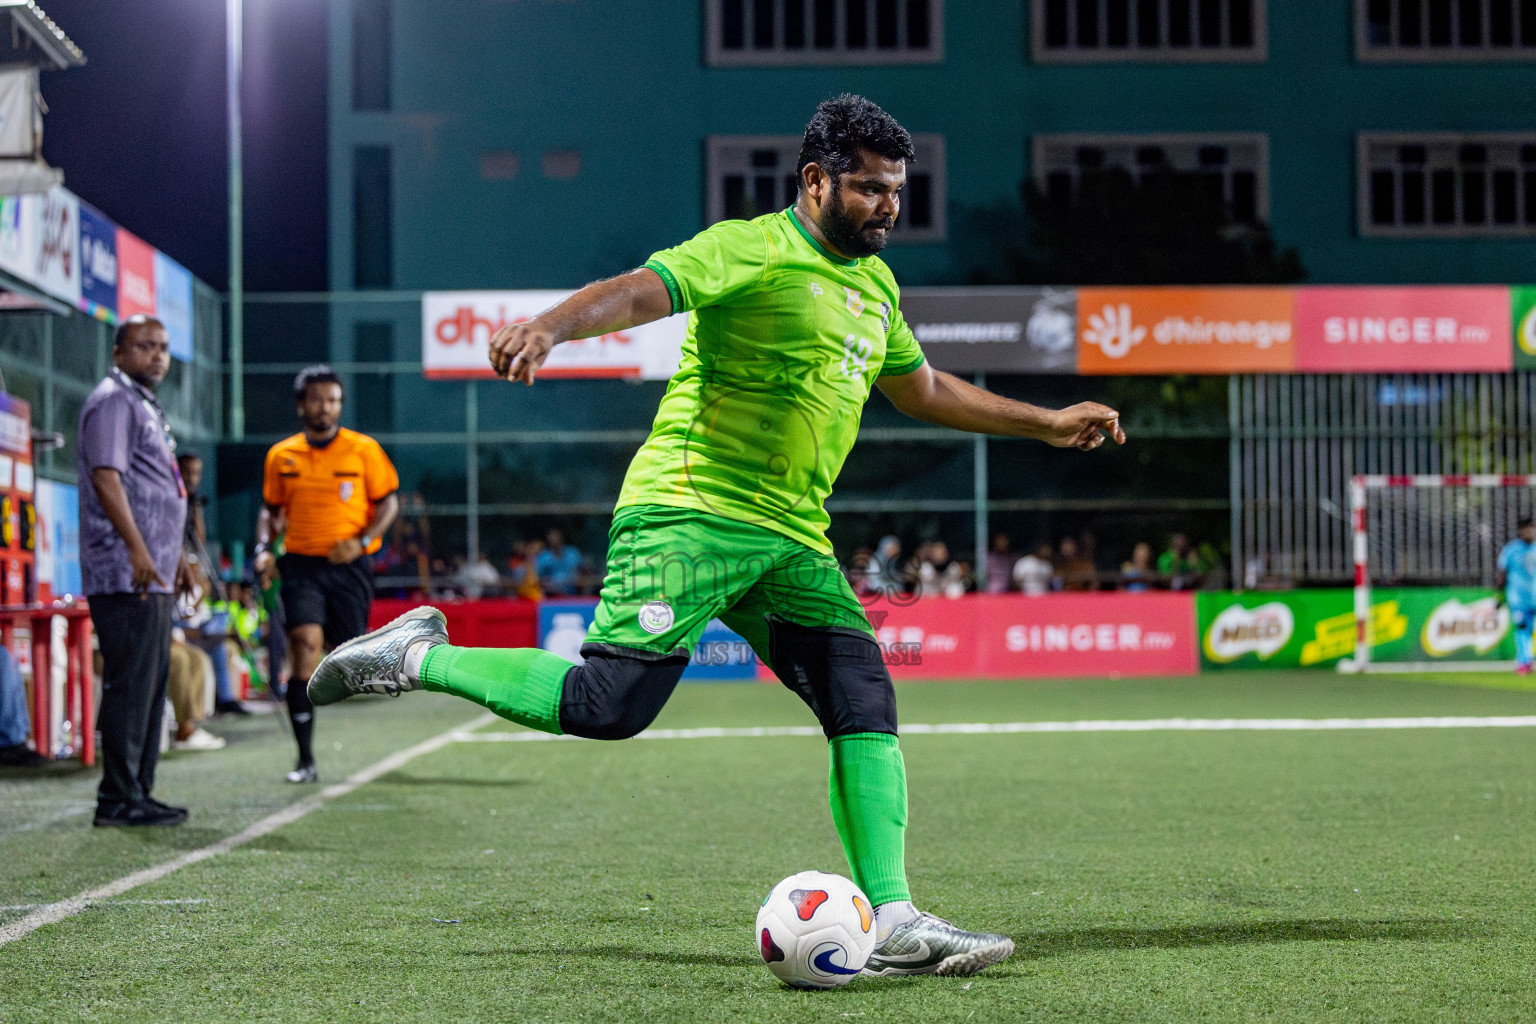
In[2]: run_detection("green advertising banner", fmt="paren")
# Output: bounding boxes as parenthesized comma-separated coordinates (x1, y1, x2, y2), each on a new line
(1197, 588, 1515, 670)
(1515, 286, 1536, 370)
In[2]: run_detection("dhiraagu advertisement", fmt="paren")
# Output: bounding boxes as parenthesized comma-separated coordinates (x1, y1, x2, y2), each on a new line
(1198, 589, 1514, 669)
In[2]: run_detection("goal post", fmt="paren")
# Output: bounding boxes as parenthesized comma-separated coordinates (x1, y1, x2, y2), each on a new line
(1341, 474, 1535, 674)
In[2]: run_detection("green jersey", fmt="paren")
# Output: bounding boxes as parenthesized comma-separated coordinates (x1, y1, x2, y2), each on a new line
(618, 207, 925, 554)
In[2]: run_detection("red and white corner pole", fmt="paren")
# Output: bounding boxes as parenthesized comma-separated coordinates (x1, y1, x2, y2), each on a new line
(1351, 474, 1370, 670)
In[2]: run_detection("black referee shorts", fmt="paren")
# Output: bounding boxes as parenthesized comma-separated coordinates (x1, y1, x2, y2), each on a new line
(277, 553, 374, 649)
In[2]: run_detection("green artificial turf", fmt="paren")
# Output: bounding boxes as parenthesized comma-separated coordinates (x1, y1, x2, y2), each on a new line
(4, 672, 1536, 1022)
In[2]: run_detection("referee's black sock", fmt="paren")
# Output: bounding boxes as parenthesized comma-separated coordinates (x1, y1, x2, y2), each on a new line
(286, 679, 316, 766)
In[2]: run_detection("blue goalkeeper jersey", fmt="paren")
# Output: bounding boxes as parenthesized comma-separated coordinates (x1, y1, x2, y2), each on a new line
(1498, 538, 1536, 608)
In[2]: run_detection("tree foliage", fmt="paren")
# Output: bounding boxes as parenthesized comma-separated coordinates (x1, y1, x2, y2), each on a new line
(962, 169, 1305, 287)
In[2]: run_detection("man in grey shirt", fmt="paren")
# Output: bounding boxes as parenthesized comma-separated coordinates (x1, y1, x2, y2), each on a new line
(79, 315, 192, 827)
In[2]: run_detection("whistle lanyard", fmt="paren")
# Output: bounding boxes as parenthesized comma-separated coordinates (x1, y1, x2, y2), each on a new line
(110, 368, 186, 500)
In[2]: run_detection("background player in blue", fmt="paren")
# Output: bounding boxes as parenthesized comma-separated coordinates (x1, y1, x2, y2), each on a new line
(1497, 517, 1536, 675)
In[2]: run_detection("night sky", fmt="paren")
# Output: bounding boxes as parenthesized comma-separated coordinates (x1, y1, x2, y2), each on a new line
(36, 0, 327, 292)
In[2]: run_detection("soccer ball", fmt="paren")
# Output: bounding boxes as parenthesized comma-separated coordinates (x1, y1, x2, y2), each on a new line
(755, 870, 876, 989)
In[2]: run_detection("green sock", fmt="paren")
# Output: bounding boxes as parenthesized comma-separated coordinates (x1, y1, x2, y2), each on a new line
(420, 645, 571, 735)
(828, 732, 911, 906)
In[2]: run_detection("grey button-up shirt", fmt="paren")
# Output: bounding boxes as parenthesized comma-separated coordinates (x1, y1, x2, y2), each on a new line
(77, 368, 186, 596)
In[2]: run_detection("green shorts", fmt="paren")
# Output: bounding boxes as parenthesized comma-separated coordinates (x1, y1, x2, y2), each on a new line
(582, 504, 874, 666)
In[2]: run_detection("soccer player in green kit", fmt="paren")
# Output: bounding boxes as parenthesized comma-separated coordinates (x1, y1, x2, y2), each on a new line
(309, 95, 1125, 977)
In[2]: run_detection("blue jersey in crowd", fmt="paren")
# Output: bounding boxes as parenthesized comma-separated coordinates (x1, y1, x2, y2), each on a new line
(1498, 538, 1536, 609)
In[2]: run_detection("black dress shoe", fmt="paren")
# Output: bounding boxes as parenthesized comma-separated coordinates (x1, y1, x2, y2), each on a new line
(144, 797, 189, 819)
(214, 699, 252, 716)
(0, 743, 46, 767)
(93, 800, 187, 828)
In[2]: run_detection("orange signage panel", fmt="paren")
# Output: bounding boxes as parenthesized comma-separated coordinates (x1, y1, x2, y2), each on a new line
(1076, 288, 1297, 374)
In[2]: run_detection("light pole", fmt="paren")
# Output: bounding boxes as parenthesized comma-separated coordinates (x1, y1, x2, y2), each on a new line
(227, 0, 244, 440)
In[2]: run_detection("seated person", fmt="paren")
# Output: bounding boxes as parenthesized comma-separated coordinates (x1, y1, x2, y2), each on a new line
(1121, 542, 1155, 592)
(168, 637, 226, 751)
(1012, 543, 1054, 597)
(0, 644, 43, 766)
(1157, 533, 1207, 591)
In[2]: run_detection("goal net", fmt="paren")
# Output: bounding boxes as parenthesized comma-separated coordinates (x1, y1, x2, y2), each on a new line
(1341, 474, 1534, 673)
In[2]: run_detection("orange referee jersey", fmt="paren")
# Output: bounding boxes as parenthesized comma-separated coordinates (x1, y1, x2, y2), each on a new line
(262, 428, 399, 558)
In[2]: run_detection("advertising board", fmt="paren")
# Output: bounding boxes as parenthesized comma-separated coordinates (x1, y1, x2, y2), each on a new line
(537, 598, 756, 681)
(153, 250, 194, 362)
(1294, 286, 1511, 372)
(1197, 588, 1514, 669)
(115, 228, 156, 322)
(900, 287, 1077, 373)
(861, 593, 1199, 680)
(1076, 287, 1296, 374)
(423, 290, 688, 380)
(1513, 286, 1536, 371)
(78, 201, 118, 321)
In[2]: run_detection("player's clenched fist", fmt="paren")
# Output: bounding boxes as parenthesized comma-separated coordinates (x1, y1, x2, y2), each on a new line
(1045, 402, 1127, 451)
(489, 321, 558, 385)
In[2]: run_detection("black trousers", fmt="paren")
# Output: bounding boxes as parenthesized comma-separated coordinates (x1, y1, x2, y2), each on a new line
(91, 592, 175, 807)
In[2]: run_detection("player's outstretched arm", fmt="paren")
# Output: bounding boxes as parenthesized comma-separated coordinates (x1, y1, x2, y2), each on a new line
(876, 363, 1127, 451)
(489, 268, 674, 385)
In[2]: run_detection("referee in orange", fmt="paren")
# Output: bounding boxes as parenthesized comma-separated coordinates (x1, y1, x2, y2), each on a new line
(254, 366, 399, 782)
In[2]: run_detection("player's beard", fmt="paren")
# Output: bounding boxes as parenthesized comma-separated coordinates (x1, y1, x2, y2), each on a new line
(819, 182, 893, 258)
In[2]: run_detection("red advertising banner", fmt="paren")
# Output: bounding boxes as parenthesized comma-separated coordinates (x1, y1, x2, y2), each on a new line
(858, 593, 1199, 680)
(115, 228, 156, 321)
(1294, 286, 1511, 372)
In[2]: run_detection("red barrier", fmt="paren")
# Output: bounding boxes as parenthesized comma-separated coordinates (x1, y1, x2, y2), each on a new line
(368, 598, 539, 650)
(862, 592, 1199, 680)
(1, 601, 94, 763)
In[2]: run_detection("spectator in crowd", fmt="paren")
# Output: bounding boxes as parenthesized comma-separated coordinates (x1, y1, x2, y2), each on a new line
(1158, 533, 1206, 591)
(535, 528, 585, 596)
(0, 644, 43, 766)
(167, 638, 225, 751)
(913, 540, 967, 599)
(1012, 542, 1054, 596)
(1054, 536, 1098, 591)
(869, 535, 906, 596)
(177, 452, 207, 547)
(451, 553, 503, 599)
(984, 532, 1013, 594)
(847, 544, 878, 596)
(1120, 542, 1155, 592)
(509, 540, 544, 600)
(79, 315, 190, 827)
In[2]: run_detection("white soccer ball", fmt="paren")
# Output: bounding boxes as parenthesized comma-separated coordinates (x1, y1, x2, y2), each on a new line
(755, 870, 876, 989)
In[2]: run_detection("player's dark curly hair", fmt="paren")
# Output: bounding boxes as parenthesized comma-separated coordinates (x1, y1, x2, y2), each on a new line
(293, 364, 342, 400)
(796, 94, 915, 181)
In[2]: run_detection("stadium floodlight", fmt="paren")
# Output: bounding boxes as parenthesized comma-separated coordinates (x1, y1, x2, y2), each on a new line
(1341, 473, 1536, 673)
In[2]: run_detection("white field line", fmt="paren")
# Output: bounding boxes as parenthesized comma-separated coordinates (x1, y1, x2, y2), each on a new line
(452, 715, 1536, 744)
(0, 712, 497, 948)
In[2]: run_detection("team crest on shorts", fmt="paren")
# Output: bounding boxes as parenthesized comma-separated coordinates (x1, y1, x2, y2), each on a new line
(637, 600, 674, 634)
(338, 480, 355, 502)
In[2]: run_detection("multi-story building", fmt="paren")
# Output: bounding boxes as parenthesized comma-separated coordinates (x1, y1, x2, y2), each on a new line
(228, 0, 1536, 577)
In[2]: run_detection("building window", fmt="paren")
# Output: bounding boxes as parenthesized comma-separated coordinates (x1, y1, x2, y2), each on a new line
(1033, 0, 1266, 61)
(1358, 0, 1536, 59)
(353, 145, 392, 288)
(705, 134, 946, 243)
(352, 0, 391, 111)
(541, 150, 582, 180)
(1033, 133, 1268, 223)
(706, 0, 943, 65)
(480, 151, 521, 180)
(1360, 133, 1536, 236)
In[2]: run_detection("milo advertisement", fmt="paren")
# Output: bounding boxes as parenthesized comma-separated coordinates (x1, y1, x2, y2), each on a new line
(1515, 286, 1536, 371)
(1198, 588, 1514, 670)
